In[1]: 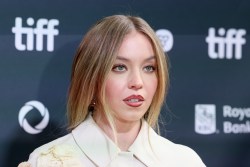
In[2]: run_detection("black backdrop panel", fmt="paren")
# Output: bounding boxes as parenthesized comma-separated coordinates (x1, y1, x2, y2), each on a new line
(0, 0, 249, 166)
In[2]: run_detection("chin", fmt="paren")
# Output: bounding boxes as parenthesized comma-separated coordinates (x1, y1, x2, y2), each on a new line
(115, 112, 146, 123)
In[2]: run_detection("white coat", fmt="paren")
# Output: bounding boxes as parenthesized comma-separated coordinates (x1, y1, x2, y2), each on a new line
(27, 115, 206, 167)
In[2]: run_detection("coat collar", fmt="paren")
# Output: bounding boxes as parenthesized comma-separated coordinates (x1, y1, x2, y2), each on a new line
(71, 114, 161, 167)
(128, 120, 164, 167)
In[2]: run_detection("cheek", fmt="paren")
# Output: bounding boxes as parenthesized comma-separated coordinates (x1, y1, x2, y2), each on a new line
(105, 76, 124, 101)
(105, 80, 115, 101)
(146, 76, 158, 97)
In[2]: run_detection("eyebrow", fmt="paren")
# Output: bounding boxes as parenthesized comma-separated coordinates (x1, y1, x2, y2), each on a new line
(116, 55, 156, 62)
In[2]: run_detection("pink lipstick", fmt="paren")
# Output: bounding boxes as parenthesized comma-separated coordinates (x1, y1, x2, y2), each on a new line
(123, 95, 144, 107)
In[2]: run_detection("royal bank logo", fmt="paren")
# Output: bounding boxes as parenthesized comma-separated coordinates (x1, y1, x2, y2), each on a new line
(12, 17, 59, 52)
(205, 27, 246, 60)
(195, 104, 216, 134)
(156, 29, 174, 52)
(18, 101, 49, 134)
(195, 104, 250, 135)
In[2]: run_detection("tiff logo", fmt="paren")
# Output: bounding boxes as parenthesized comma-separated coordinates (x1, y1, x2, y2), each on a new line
(206, 27, 246, 60)
(12, 17, 59, 52)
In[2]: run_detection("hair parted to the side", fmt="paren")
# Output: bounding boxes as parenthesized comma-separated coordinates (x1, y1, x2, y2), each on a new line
(67, 15, 169, 131)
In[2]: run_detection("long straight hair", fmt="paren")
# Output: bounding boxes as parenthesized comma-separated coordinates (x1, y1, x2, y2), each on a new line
(67, 15, 169, 132)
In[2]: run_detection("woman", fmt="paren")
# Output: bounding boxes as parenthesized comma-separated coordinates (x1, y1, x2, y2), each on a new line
(19, 15, 206, 167)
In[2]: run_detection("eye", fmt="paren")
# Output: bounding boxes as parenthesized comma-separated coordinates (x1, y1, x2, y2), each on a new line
(112, 64, 127, 72)
(144, 65, 156, 72)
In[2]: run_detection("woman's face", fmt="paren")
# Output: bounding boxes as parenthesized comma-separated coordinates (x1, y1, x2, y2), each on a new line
(105, 31, 158, 124)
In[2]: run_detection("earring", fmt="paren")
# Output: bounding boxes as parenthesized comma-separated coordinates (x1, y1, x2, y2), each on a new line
(88, 99, 96, 112)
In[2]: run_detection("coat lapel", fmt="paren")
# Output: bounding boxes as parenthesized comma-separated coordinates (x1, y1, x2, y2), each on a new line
(128, 120, 165, 167)
(71, 115, 119, 167)
(71, 115, 165, 167)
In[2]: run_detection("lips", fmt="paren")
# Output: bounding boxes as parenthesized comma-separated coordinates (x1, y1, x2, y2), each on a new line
(123, 95, 144, 107)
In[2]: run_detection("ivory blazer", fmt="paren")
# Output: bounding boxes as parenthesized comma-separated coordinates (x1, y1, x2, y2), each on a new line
(27, 115, 206, 167)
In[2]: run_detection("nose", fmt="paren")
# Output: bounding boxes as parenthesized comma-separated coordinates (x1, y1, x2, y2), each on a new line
(128, 70, 143, 90)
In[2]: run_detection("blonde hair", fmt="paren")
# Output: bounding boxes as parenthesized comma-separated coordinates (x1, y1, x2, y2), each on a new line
(67, 15, 169, 131)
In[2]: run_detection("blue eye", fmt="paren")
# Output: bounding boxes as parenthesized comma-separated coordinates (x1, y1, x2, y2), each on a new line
(144, 65, 155, 72)
(112, 64, 126, 72)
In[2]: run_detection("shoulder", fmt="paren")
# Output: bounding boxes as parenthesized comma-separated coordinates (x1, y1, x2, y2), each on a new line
(27, 133, 82, 166)
(149, 129, 206, 166)
(31, 133, 74, 154)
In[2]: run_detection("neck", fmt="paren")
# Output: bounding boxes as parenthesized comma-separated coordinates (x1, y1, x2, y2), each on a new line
(93, 111, 141, 151)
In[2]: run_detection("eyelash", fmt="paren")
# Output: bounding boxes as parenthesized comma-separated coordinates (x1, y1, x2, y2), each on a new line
(144, 65, 156, 72)
(112, 64, 127, 72)
(112, 64, 156, 73)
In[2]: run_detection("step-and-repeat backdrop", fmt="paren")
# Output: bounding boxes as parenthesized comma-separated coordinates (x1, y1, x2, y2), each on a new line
(1, 0, 249, 166)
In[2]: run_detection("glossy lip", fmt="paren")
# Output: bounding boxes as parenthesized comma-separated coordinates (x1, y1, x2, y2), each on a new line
(123, 95, 144, 107)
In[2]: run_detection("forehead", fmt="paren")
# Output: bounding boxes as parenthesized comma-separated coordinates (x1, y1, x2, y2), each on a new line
(117, 31, 155, 60)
